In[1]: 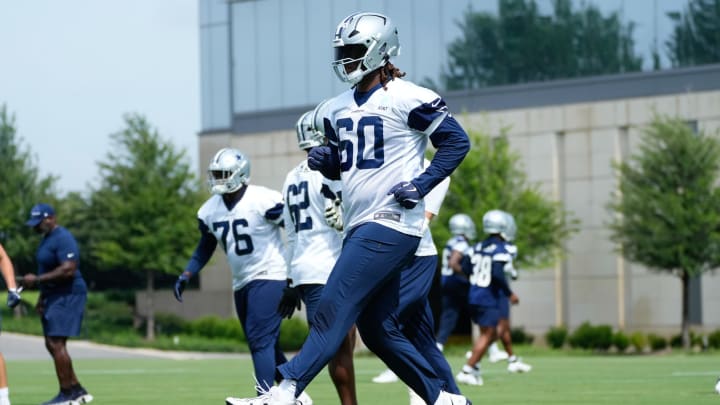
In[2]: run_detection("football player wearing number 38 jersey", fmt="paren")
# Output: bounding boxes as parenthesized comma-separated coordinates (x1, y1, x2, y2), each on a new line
(228, 11, 472, 405)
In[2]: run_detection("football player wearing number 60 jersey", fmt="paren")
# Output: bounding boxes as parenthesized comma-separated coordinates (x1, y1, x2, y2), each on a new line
(228, 11, 472, 405)
(174, 148, 289, 397)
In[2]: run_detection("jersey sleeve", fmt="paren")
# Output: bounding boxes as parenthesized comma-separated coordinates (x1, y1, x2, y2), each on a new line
(404, 86, 449, 136)
(261, 188, 285, 225)
(55, 231, 79, 264)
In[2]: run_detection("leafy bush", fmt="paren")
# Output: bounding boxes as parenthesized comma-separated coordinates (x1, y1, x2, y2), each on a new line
(630, 331, 647, 352)
(568, 322, 613, 350)
(545, 326, 568, 349)
(279, 318, 309, 351)
(647, 333, 667, 351)
(669, 331, 704, 348)
(154, 312, 188, 336)
(188, 315, 245, 341)
(510, 327, 534, 345)
(612, 331, 630, 352)
(708, 329, 720, 349)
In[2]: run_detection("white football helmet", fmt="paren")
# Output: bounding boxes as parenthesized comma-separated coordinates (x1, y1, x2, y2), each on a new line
(449, 213, 476, 240)
(332, 12, 400, 85)
(207, 148, 250, 195)
(502, 211, 517, 241)
(295, 110, 325, 151)
(483, 209, 508, 235)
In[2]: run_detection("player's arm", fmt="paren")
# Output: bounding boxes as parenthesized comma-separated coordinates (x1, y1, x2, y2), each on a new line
(407, 99, 470, 197)
(0, 243, 17, 290)
(308, 119, 341, 180)
(492, 255, 518, 304)
(174, 220, 217, 302)
(448, 250, 468, 276)
(265, 202, 285, 227)
(23, 236, 79, 287)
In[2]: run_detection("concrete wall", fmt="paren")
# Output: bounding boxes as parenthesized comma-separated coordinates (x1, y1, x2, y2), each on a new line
(160, 89, 720, 337)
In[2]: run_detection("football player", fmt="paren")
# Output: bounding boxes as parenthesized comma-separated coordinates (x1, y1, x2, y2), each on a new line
(456, 210, 530, 387)
(174, 148, 294, 397)
(227, 11, 471, 405)
(277, 107, 356, 405)
(436, 213, 476, 352)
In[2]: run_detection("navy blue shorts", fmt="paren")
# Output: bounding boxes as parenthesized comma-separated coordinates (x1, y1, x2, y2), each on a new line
(498, 293, 510, 319)
(470, 304, 499, 328)
(42, 293, 87, 337)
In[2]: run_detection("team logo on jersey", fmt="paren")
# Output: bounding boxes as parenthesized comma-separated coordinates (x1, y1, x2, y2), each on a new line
(374, 211, 401, 222)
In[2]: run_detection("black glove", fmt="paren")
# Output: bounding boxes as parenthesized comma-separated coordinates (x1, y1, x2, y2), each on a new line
(277, 286, 301, 319)
(7, 288, 21, 309)
(387, 181, 421, 209)
(174, 273, 190, 302)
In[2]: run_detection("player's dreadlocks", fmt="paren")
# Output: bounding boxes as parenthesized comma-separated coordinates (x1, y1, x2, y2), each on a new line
(380, 61, 405, 89)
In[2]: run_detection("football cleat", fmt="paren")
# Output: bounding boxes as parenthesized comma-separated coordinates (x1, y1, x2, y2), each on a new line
(41, 391, 79, 405)
(715, 377, 720, 394)
(456, 365, 483, 386)
(225, 386, 297, 405)
(507, 357, 532, 373)
(296, 391, 313, 405)
(70, 386, 94, 404)
(372, 368, 399, 384)
(409, 387, 425, 405)
(433, 390, 473, 405)
(488, 344, 509, 363)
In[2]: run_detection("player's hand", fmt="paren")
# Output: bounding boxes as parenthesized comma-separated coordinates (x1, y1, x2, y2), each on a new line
(174, 273, 190, 302)
(7, 288, 21, 309)
(307, 146, 333, 171)
(277, 287, 301, 319)
(324, 198, 343, 231)
(509, 267, 519, 280)
(387, 181, 421, 209)
(509, 293, 519, 305)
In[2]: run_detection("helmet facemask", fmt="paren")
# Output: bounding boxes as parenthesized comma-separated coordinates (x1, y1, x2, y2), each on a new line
(207, 148, 250, 195)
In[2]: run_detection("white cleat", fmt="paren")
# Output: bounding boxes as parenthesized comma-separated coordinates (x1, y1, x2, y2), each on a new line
(488, 349, 509, 363)
(225, 386, 297, 405)
(455, 364, 483, 386)
(372, 368, 399, 384)
(433, 390, 472, 405)
(296, 391, 313, 405)
(715, 377, 720, 394)
(507, 358, 532, 373)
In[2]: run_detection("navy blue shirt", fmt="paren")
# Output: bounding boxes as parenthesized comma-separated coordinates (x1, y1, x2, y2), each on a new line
(467, 235, 513, 307)
(36, 226, 87, 295)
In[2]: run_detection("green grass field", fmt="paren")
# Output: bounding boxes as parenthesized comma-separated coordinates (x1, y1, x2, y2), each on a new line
(8, 352, 720, 404)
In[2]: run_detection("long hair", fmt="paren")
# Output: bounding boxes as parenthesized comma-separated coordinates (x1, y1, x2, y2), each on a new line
(380, 61, 405, 89)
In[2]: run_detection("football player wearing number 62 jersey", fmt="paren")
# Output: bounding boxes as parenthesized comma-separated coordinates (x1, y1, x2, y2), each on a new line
(228, 11, 472, 405)
(173, 148, 291, 397)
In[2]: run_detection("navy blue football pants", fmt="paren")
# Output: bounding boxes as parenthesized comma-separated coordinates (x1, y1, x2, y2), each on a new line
(234, 279, 288, 393)
(399, 255, 461, 395)
(278, 222, 446, 403)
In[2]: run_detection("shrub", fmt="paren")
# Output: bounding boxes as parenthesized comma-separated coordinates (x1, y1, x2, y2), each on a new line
(279, 318, 309, 351)
(510, 327, 534, 345)
(568, 322, 613, 350)
(647, 333, 667, 351)
(154, 312, 189, 336)
(708, 329, 720, 349)
(545, 326, 568, 349)
(188, 316, 246, 341)
(630, 331, 647, 352)
(612, 331, 630, 352)
(669, 331, 704, 348)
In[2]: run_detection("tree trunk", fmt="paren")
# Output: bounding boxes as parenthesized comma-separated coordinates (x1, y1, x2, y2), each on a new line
(145, 269, 155, 341)
(681, 270, 690, 350)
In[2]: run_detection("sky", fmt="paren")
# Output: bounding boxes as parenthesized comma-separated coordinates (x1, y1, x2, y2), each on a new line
(0, 0, 686, 194)
(0, 1, 199, 194)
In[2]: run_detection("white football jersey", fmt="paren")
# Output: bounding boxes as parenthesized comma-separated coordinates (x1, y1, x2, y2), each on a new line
(416, 175, 450, 257)
(441, 235, 471, 277)
(323, 78, 449, 237)
(197, 185, 287, 291)
(282, 160, 343, 286)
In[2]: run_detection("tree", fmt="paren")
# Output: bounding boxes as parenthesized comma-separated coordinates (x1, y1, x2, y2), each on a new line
(0, 105, 58, 273)
(666, 0, 720, 67)
(88, 114, 204, 339)
(442, 0, 643, 90)
(608, 116, 720, 349)
(431, 128, 576, 269)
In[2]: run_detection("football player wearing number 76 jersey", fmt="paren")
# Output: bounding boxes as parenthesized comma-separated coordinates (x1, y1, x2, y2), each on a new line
(228, 11, 472, 405)
(173, 148, 292, 397)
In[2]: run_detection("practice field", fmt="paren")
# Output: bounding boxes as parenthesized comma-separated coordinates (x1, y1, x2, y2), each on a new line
(7, 352, 720, 404)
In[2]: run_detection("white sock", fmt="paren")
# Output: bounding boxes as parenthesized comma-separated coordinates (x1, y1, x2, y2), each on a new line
(462, 364, 478, 374)
(0, 387, 9, 405)
(508, 355, 518, 363)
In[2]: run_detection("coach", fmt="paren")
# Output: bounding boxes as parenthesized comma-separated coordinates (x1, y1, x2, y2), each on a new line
(23, 203, 93, 405)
